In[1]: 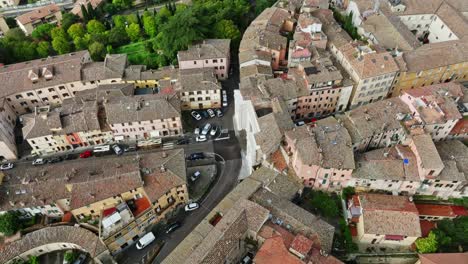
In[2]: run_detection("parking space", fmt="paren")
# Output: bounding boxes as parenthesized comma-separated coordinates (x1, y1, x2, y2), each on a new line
(187, 164, 217, 201)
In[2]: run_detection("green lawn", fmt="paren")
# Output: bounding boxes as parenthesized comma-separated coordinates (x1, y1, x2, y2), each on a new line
(114, 40, 152, 65)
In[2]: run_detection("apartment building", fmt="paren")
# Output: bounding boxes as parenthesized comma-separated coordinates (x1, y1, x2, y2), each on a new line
(288, 58, 353, 119)
(0, 0, 19, 8)
(416, 253, 468, 264)
(284, 117, 355, 190)
(178, 39, 231, 80)
(123, 65, 178, 89)
(0, 150, 188, 254)
(347, 193, 421, 251)
(338, 43, 399, 108)
(239, 7, 291, 70)
(400, 83, 463, 141)
(176, 69, 221, 110)
(22, 103, 112, 156)
(0, 98, 17, 160)
(337, 97, 412, 152)
(350, 136, 467, 199)
(0, 51, 128, 116)
(106, 94, 182, 140)
(16, 4, 62, 35)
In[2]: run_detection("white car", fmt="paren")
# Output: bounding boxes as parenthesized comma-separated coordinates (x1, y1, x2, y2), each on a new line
(185, 202, 199, 212)
(223, 101, 228, 107)
(191, 171, 201, 181)
(0, 163, 14, 170)
(201, 123, 212, 135)
(210, 126, 218, 136)
(32, 158, 46, 165)
(191, 111, 202, 121)
(194, 127, 200, 135)
(207, 109, 215, 118)
(222, 90, 227, 96)
(112, 145, 123, 155)
(136, 232, 156, 250)
(196, 135, 207, 142)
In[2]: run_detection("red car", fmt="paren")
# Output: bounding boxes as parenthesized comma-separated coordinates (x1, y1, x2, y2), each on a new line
(79, 150, 92, 158)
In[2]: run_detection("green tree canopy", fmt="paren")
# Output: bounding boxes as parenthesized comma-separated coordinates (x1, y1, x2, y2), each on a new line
(214, 19, 240, 41)
(67, 23, 86, 39)
(88, 41, 106, 61)
(416, 231, 438, 253)
(0, 211, 20, 236)
(142, 11, 157, 38)
(310, 191, 339, 218)
(31, 23, 55, 41)
(126, 23, 141, 42)
(86, 20, 106, 35)
(51, 27, 68, 40)
(112, 15, 127, 28)
(52, 35, 72, 54)
(36, 41, 51, 57)
(73, 36, 89, 50)
(108, 26, 129, 47)
(61, 13, 80, 31)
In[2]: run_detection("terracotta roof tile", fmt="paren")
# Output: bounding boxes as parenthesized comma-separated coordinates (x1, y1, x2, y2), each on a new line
(254, 236, 304, 264)
(290, 234, 314, 256)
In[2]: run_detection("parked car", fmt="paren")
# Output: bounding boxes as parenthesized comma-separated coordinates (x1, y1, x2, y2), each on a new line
(0, 163, 14, 170)
(240, 255, 252, 264)
(176, 138, 190, 145)
(73, 254, 87, 264)
(196, 135, 207, 142)
(210, 125, 219, 136)
(216, 108, 223, 117)
(112, 144, 123, 155)
(64, 154, 75, 160)
(207, 109, 215, 118)
(136, 232, 156, 250)
(166, 222, 181, 234)
(32, 158, 46, 166)
(201, 123, 212, 135)
(184, 202, 199, 212)
(93, 145, 110, 153)
(48, 157, 63, 163)
(295, 121, 305, 127)
(222, 90, 227, 97)
(200, 110, 209, 118)
(194, 126, 200, 135)
(191, 171, 201, 181)
(124, 145, 137, 152)
(80, 150, 92, 158)
(187, 152, 204, 160)
(191, 111, 202, 121)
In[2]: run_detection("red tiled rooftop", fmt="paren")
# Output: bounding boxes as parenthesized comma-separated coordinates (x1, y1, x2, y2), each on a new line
(419, 220, 437, 237)
(254, 236, 304, 264)
(416, 203, 465, 217)
(309, 248, 344, 264)
(103, 207, 116, 217)
(271, 149, 288, 172)
(258, 222, 296, 248)
(450, 206, 468, 216)
(62, 212, 73, 223)
(132, 196, 152, 217)
(418, 253, 468, 264)
(290, 234, 313, 256)
(450, 118, 468, 135)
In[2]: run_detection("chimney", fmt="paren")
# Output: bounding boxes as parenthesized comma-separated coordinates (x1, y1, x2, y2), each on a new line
(28, 69, 39, 83)
(42, 66, 53, 80)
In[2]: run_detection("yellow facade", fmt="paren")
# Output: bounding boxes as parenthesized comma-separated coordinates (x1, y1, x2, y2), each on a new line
(125, 79, 159, 89)
(391, 62, 468, 96)
(154, 185, 188, 219)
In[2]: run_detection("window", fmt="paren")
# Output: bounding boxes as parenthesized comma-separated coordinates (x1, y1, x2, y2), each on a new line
(27, 92, 34, 96)
(48, 88, 54, 92)
(212, 59, 217, 63)
(16, 94, 23, 99)
(193, 61, 197, 64)
(58, 86, 65, 90)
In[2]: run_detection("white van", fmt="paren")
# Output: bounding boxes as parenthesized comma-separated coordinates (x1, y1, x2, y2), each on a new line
(136, 232, 156, 250)
(93, 145, 110, 153)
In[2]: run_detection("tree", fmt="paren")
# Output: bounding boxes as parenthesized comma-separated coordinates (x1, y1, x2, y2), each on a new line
(88, 41, 106, 61)
(113, 15, 127, 28)
(126, 13, 139, 25)
(342, 187, 356, 199)
(12, 41, 37, 62)
(87, 2, 96, 19)
(310, 191, 339, 218)
(67, 23, 85, 39)
(113, 0, 132, 9)
(214, 19, 240, 41)
(0, 211, 20, 236)
(158, 8, 207, 60)
(255, 0, 275, 16)
(73, 36, 89, 50)
(52, 36, 72, 54)
(86, 20, 106, 35)
(416, 231, 438, 253)
(108, 26, 129, 47)
(5, 28, 27, 41)
(31, 23, 55, 40)
(126, 23, 141, 42)
(36, 41, 51, 57)
(61, 13, 80, 31)
(51, 27, 68, 40)
(142, 11, 157, 37)
(28, 256, 39, 264)
(155, 7, 172, 32)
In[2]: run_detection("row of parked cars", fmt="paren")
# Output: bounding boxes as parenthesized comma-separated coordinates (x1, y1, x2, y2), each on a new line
(194, 123, 220, 142)
(191, 108, 223, 121)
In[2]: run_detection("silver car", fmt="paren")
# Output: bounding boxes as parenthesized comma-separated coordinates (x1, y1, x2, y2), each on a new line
(201, 123, 212, 135)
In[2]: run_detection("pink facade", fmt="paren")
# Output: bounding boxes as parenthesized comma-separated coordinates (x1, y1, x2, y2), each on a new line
(110, 117, 182, 140)
(179, 57, 230, 80)
(284, 136, 353, 191)
(294, 88, 344, 120)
